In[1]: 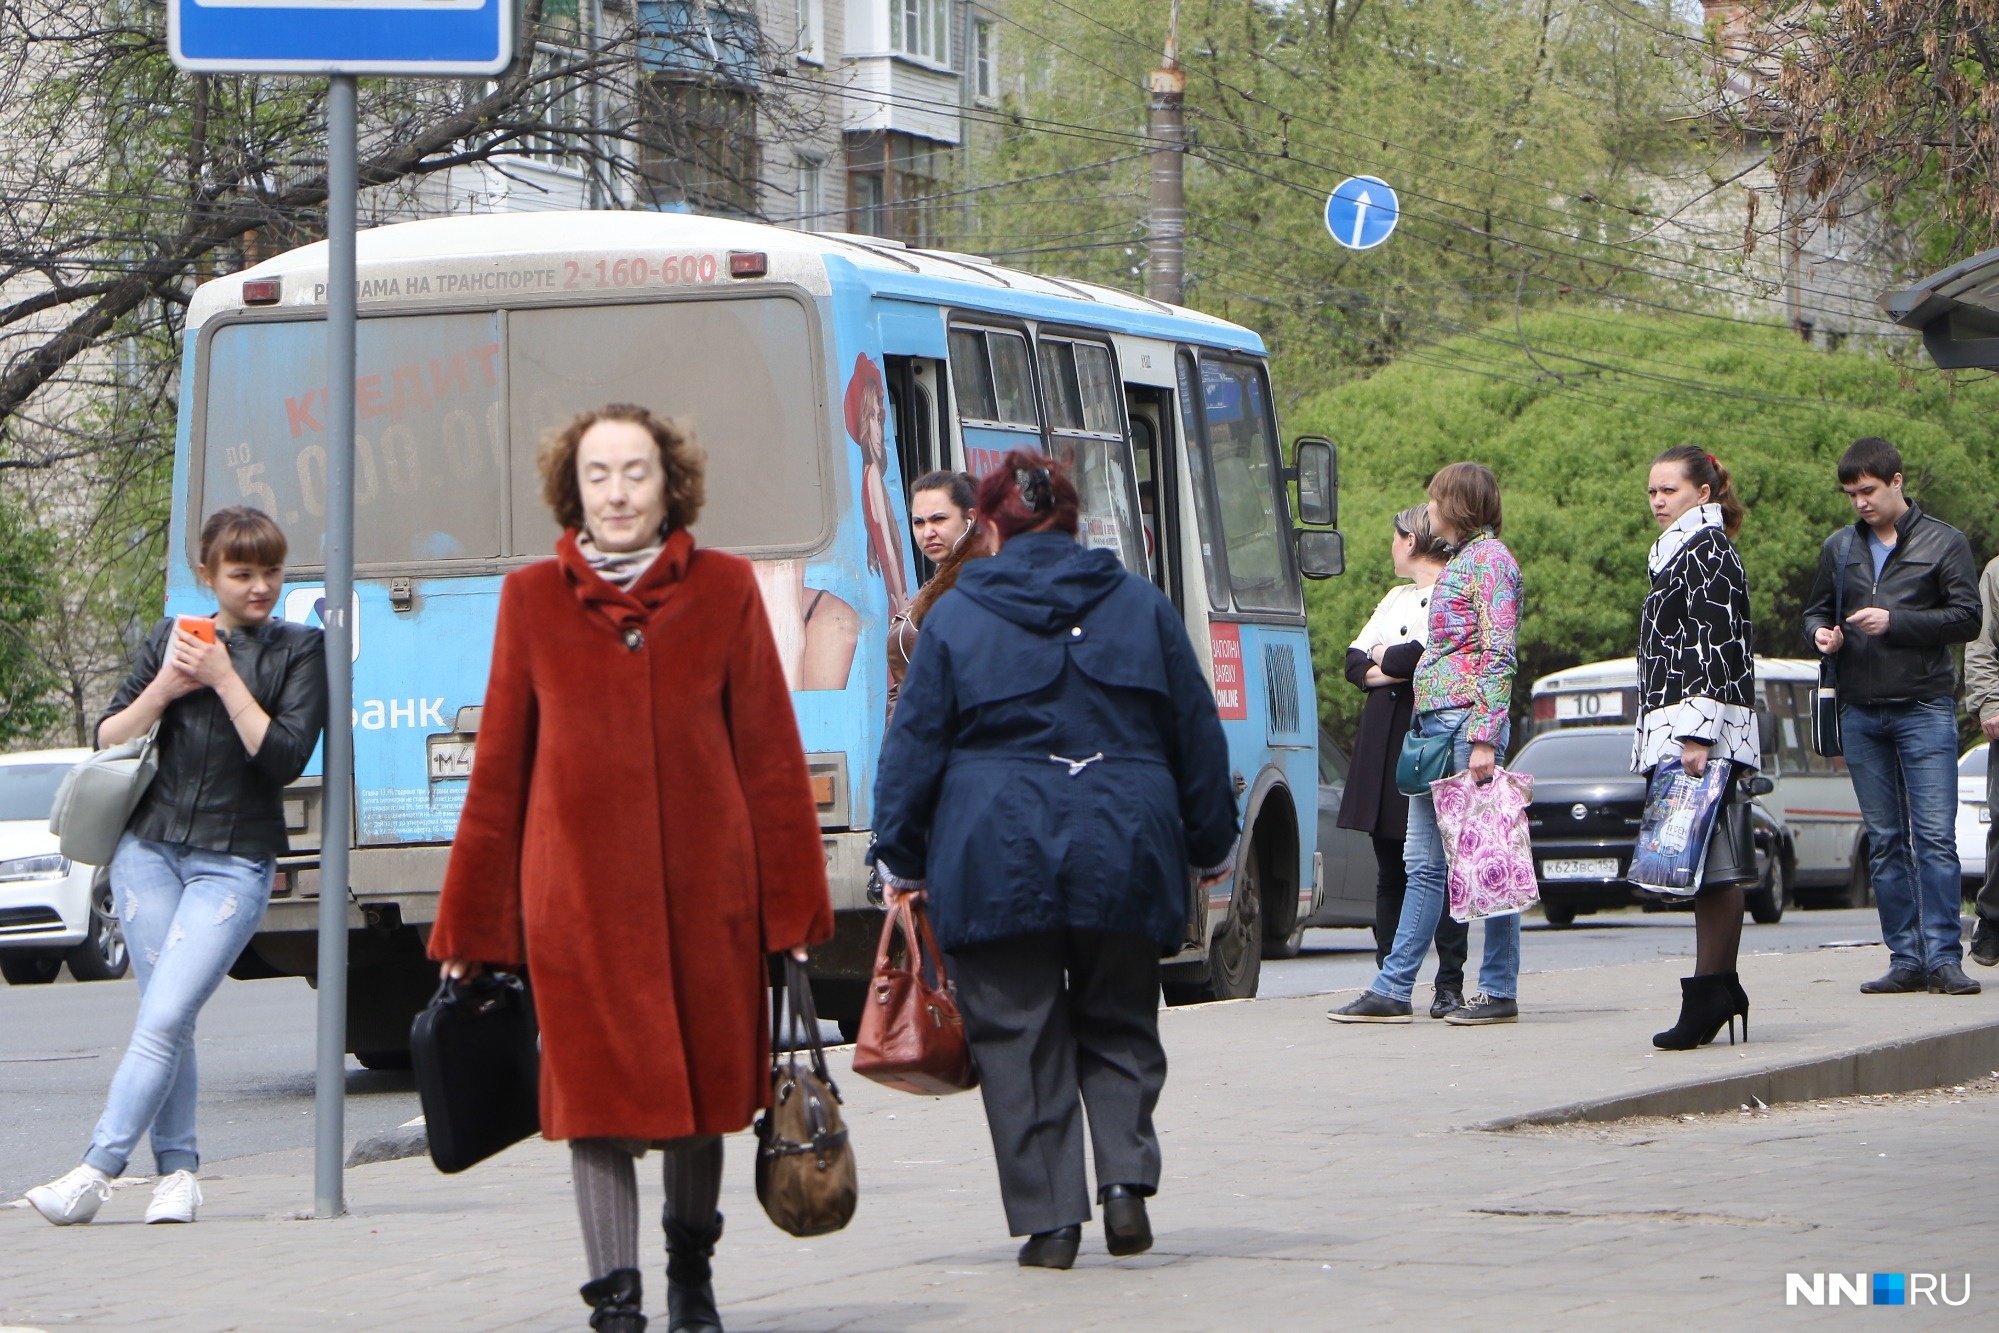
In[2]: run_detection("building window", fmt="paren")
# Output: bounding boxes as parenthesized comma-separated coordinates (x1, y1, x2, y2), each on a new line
(641, 80, 760, 216)
(846, 131, 948, 245)
(891, 0, 950, 65)
(796, 153, 825, 230)
(973, 19, 995, 99)
(795, 0, 823, 65)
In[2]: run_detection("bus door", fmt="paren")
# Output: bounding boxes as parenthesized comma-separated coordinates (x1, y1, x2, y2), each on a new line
(1113, 334, 1181, 604)
(1178, 348, 1317, 964)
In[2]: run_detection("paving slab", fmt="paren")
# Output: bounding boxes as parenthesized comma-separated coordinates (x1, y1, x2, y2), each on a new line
(1, 946, 1993, 1331)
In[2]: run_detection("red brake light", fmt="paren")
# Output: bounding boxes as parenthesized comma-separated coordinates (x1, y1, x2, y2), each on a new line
(242, 278, 282, 305)
(728, 251, 768, 278)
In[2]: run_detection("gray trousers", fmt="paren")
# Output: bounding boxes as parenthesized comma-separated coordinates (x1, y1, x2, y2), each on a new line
(1979, 738, 1999, 924)
(948, 929, 1166, 1237)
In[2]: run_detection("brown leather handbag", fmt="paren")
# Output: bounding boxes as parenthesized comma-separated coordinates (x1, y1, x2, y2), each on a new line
(753, 957, 857, 1237)
(851, 898, 978, 1095)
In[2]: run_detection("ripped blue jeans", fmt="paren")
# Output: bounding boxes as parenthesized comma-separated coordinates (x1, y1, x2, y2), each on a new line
(82, 835, 273, 1177)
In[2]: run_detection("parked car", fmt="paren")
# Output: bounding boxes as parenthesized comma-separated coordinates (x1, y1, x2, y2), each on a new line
(1961, 743, 1989, 897)
(0, 749, 127, 985)
(1509, 726, 1789, 928)
(1279, 729, 1379, 951)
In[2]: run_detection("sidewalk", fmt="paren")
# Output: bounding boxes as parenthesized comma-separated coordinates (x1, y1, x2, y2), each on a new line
(4, 946, 1994, 1331)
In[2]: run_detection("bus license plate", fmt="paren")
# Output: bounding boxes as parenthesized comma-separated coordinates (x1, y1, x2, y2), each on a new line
(1542, 858, 1618, 880)
(1553, 691, 1625, 721)
(428, 735, 476, 782)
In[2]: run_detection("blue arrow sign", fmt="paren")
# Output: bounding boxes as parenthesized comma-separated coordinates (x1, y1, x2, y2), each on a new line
(1324, 176, 1399, 251)
(170, 0, 514, 76)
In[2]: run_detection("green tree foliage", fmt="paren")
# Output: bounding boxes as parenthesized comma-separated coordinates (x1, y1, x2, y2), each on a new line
(966, 0, 1704, 385)
(0, 498, 63, 745)
(1297, 310, 1999, 745)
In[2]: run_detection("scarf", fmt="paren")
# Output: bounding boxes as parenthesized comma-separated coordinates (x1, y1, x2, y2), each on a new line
(1647, 502, 1723, 577)
(575, 529, 666, 591)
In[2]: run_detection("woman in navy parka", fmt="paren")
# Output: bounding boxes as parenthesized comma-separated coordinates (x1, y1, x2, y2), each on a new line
(873, 451, 1237, 1271)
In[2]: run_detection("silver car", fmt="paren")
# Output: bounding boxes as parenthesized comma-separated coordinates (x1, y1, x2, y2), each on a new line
(0, 749, 127, 985)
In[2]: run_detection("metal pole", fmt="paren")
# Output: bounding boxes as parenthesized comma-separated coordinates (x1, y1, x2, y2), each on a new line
(1147, 0, 1186, 306)
(314, 73, 358, 1220)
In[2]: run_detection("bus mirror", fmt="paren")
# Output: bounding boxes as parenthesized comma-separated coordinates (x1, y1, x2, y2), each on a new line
(1746, 775, 1775, 797)
(1297, 528, 1344, 580)
(1293, 437, 1336, 527)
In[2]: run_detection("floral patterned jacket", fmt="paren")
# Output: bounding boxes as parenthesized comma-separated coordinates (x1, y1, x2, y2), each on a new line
(1413, 533, 1521, 746)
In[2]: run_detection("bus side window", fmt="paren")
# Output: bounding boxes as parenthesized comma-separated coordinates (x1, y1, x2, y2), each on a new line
(1038, 335, 1146, 575)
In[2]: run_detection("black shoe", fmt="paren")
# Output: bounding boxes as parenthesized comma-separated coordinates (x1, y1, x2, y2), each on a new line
(1443, 994, 1518, 1025)
(1970, 917, 1999, 968)
(1928, 961, 1983, 996)
(1859, 968, 1928, 994)
(663, 1210, 723, 1333)
(1018, 1225, 1082, 1269)
(581, 1268, 647, 1333)
(1653, 973, 1749, 1050)
(1429, 989, 1465, 1019)
(1327, 991, 1412, 1023)
(1099, 1185, 1152, 1257)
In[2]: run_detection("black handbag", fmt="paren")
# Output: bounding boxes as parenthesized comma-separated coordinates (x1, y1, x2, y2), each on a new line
(1395, 716, 1455, 796)
(1700, 786, 1758, 889)
(410, 971, 541, 1174)
(1811, 530, 1855, 758)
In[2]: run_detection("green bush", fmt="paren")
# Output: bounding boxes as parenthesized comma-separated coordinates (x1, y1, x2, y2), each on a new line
(1293, 310, 1999, 747)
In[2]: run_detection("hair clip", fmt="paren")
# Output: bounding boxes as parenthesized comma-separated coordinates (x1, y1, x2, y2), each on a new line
(1015, 465, 1054, 513)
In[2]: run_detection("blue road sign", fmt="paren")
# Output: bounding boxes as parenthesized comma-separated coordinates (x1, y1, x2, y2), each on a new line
(1324, 176, 1399, 251)
(170, 0, 514, 76)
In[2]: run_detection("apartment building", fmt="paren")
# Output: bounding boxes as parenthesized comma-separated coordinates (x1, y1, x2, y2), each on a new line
(412, 1, 1004, 244)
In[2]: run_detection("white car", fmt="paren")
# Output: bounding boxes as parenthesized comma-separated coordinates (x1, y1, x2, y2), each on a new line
(0, 749, 127, 985)
(1961, 744, 1990, 896)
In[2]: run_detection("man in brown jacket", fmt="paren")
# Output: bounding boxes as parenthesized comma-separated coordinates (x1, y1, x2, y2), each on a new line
(1967, 554, 1999, 967)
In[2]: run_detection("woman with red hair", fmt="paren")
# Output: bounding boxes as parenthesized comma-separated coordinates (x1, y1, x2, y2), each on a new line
(843, 354, 909, 615)
(873, 450, 1237, 1271)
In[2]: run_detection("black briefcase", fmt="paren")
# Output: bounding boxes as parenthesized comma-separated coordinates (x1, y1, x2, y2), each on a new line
(410, 972, 541, 1174)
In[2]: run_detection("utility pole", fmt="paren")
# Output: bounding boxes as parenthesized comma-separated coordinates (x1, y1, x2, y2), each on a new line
(1148, 0, 1185, 305)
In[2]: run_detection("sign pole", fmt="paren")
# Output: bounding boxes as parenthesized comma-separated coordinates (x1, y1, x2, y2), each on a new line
(314, 72, 358, 1221)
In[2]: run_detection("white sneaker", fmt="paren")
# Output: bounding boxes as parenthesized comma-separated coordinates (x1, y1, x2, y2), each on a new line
(24, 1164, 112, 1226)
(144, 1170, 202, 1224)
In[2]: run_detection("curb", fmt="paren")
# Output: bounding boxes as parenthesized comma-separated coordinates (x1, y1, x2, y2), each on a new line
(1477, 1018, 1999, 1129)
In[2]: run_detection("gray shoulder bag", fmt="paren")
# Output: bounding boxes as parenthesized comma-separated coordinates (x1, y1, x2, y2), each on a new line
(48, 724, 161, 866)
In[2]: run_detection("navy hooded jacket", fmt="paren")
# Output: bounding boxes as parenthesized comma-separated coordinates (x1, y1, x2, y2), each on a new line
(872, 530, 1239, 953)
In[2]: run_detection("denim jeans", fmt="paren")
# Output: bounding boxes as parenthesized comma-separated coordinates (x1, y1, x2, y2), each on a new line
(82, 836, 273, 1177)
(1840, 700, 1963, 974)
(1370, 707, 1520, 1003)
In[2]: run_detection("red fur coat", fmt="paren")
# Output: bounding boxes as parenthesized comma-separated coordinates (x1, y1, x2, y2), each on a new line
(428, 528, 834, 1141)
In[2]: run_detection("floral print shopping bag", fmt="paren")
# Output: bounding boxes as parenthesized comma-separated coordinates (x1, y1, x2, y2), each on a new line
(1430, 768, 1540, 923)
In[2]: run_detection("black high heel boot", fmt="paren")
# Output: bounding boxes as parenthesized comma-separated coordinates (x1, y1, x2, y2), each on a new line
(662, 1210, 724, 1333)
(1724, 970, 1750, 1044)
(1017, 1225, 1082, 1269)
(580, 1268, 647, 1333)
(1652, 974, 1742, 1050)
(1100, 1185, 1153, 1257)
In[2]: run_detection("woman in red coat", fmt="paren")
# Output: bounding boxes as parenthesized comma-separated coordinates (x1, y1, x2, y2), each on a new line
(430, 403, 833, 1333)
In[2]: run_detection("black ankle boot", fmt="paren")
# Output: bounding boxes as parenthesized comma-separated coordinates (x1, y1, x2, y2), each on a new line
(580, 1268, 647, 1333)
(662, 1209, 723, 1333)
(1099, 1184, 1153, 1257)
(1652, 973, 1747, 1050)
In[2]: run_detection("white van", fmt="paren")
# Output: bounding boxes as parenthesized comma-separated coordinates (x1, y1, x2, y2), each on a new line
(1528, 658, 1869, 908)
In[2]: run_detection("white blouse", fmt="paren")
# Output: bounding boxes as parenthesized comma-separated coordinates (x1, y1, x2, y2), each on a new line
(1351, 581, 1434, 656)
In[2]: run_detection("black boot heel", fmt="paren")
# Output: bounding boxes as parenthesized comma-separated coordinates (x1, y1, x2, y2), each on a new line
(1018, 1225, 1082, 1269)
(1100, 1184, 1153, 1257)
(581, 1268, 647, 1333)
(1653, 974, 1736, 1051)
(663, 1210, 724, 1333)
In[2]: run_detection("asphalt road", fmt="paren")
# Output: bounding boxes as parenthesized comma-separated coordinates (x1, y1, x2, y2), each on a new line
(0, 906, 1897, 1201)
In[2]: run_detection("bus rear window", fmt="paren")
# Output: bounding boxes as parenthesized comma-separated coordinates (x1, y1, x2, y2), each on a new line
(198, 297, 829, 567)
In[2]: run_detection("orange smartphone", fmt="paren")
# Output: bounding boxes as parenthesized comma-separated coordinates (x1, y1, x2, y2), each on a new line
(177, 615, 216, 644)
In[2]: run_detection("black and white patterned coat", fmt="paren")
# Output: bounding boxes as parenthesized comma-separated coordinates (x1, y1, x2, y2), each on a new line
(1633, 507, 1759, 774)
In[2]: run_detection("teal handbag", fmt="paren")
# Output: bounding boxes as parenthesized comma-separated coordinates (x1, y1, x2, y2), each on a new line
(1395, 717, 1455, 796)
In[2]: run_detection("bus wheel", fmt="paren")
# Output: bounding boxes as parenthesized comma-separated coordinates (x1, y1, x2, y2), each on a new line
(1203, 850, 1264, 1001)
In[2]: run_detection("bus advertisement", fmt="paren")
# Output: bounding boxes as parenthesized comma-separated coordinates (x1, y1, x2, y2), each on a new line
(170, 213, 1341, 1058)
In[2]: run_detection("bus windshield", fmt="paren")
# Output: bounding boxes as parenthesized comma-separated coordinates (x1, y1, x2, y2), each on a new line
(198, 295, 829, 568)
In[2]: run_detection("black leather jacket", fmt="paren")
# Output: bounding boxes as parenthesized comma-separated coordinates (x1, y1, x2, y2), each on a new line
(1802, 503, 1981, 705)
(98, 617, 328, 860)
